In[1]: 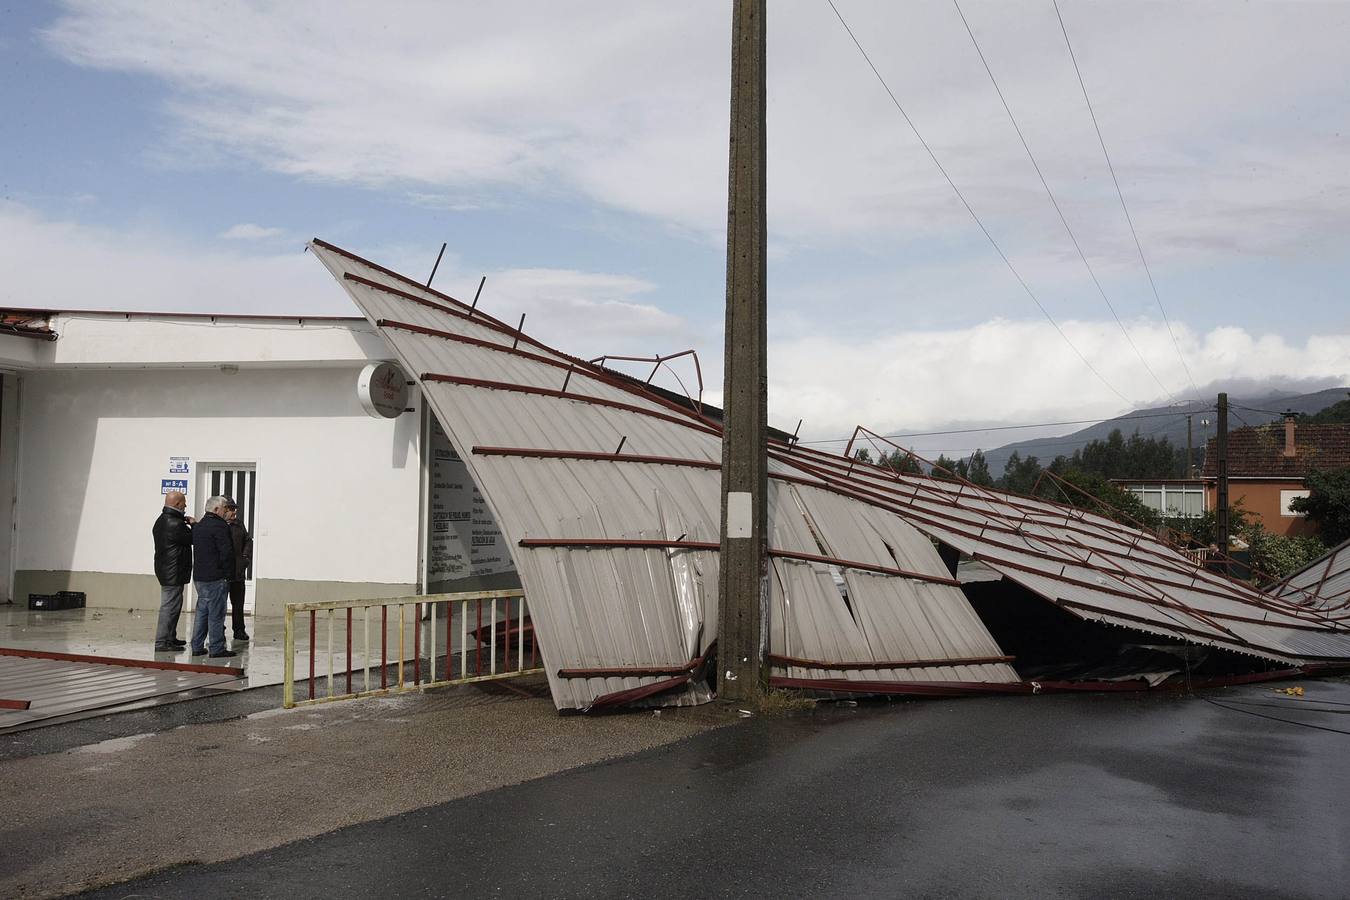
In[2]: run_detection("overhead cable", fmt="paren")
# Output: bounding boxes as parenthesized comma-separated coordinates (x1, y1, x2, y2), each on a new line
(1052, 0, 1201, 399)
(824, 0, 1133, 406)
(952, 0, 1185, 403)
(796, 407, 1207, 446)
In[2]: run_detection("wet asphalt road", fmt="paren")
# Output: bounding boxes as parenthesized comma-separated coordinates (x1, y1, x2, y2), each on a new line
(80, 680, 1350, 900)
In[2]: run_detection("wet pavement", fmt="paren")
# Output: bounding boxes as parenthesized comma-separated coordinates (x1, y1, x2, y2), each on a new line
(73, 678, 1350, 899)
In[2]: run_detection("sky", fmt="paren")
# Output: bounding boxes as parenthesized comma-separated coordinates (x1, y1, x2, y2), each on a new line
(3, 1, 1349, 460)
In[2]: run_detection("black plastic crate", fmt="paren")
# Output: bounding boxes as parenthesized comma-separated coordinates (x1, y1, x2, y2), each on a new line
(28, 591, 86, 611)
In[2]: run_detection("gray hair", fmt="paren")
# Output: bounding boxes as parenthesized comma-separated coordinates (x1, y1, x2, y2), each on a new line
(205, 495, 229, 514)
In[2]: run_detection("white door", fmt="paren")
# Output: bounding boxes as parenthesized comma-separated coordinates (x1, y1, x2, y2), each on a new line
(204, 465, 258, 613)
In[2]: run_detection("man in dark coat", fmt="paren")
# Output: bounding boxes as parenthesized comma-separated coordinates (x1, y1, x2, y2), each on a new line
(190, 496, 236, 658)
(152, 490, 193, 651)
(223, 498, 253, 642)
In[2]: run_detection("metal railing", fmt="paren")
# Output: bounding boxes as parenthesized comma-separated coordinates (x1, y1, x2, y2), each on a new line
(282, 589, 542, 708)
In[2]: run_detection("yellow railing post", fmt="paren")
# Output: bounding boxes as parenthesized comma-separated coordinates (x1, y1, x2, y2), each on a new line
(283, 603, 295, 708)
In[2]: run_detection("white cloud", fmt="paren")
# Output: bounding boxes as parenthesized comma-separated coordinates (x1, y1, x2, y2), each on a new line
(221, 223, 284, 241)
(39, 0, 1350, 263)
(0, 203, 689, 357)
(770, 318, 1350, 445)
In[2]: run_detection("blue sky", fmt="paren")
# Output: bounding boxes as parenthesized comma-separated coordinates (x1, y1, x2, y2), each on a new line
(3, 1, 1349, 456)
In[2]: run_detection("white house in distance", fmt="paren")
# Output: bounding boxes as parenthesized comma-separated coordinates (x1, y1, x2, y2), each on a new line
(0, 308, 518, 619)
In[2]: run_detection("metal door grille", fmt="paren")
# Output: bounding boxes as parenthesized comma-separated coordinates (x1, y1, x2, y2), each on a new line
(209, 467, 256, 580)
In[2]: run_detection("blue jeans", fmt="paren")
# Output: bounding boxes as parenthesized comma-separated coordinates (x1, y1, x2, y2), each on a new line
(191, 579, 229, 655)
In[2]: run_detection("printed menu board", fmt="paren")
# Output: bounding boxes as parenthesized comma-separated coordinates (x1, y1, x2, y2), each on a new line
(426, 417, 517, 587)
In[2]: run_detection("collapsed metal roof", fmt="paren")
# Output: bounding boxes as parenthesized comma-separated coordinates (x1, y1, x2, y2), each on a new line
(1276, 538, 1350, 613)
(310, 239, 1350, 710)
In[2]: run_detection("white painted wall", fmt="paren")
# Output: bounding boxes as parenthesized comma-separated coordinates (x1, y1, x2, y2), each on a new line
(16, 366, 421, 593)
(40, 313, 387, 368)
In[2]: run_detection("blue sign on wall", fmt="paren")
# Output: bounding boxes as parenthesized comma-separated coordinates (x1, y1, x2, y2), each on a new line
(169, 457, 190, 474)
(161, 479, 188, 495)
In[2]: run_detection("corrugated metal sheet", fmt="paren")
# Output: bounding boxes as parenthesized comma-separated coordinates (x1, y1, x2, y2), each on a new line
(0, 655, 242, 731)
(1276, 538, 1350, 612)
(310, 240, 1018, 710)
(309, 240, 1350, 709)
(778, 446, 1350, 664)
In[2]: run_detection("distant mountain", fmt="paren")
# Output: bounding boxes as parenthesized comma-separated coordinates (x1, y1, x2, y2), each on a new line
(978, 387, 1350, 477)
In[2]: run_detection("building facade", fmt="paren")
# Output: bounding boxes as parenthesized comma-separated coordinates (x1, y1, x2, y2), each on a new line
(1200, 416, 1350, 538)
(0, 309, 516, 618)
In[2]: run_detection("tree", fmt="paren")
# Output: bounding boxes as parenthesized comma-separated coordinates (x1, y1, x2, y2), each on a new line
(881, 449, 921, 475)
(1068, 427, 1188, 479)
(1039, 468, 1161, 529)
(853, 448, 873, 464)
(998, 451, 1043, 495)
(965, 450, 994, 486)
(1290, 467, 1350, 545)
(930, 454, 961, 481)
(1244, 526, 1326, 580)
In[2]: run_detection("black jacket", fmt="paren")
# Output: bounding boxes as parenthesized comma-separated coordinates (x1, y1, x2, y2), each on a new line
(192, 512, 235, 583)
(152, 506, 193, 586)
(229, 519, 254, 582)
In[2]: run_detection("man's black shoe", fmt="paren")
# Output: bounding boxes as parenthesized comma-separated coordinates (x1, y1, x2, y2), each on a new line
(153, 644, 174, 652)
(233, 633, 250, 643)
(208, 650, 237, 658)
(191, 648, 208, 656)
(170, 639, 187, 648)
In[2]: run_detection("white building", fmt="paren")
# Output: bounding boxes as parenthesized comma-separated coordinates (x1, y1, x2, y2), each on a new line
(0, 308, 517, 619)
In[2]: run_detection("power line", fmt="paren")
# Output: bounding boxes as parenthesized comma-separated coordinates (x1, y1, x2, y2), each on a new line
(824, 0, 1133, 407)
(1052, 0, 1201, 399)
(951, 0, 1184, 403)
(797, 407, 1207, 446)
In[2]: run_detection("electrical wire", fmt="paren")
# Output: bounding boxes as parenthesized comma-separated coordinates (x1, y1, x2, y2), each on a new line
(824, 0, 1133, 406)
(1052, 0, 1201, 400)
(796, 407, 1208, 447)
(951, 0, 1184, 403)
(1198, 695, 1350, 737)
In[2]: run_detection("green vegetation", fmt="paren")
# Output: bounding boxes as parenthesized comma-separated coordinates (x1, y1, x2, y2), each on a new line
(1290, 467, 1350, 546)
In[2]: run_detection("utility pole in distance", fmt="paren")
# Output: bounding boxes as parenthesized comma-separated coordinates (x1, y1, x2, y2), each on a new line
(1186, 414, 1193, 477)
(1216, 392, 1229, 575)
(717, 0, 768, 704)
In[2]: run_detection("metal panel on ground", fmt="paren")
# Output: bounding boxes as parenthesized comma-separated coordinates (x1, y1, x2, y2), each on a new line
(0, 654, 243, 731)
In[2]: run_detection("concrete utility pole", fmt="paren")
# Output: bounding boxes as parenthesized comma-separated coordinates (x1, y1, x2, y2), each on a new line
(717, 0, 769, 704)
(1216, 392, 1230, 575)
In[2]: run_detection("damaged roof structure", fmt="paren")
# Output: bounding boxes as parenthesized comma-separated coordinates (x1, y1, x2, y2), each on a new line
(310, 239, 1350, 711)
(1277, 538, 1350, 613)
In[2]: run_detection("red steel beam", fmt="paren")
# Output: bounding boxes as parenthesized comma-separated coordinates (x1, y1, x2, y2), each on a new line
(517, 537, 963, 588)
(0, 646, 245, 677)
(769, 653, 1014, 671)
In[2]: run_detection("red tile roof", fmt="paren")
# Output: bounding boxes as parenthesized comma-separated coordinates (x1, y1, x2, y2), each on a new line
(1203, 423, 1350, 478)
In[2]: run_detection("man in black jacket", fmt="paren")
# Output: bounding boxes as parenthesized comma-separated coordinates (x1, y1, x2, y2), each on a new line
(190, 496, 236, 659)
(223, 498, 253, 642)
(152, 491, 193, 651)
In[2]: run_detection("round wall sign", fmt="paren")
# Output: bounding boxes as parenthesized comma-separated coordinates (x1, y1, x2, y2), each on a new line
(357, 362, 410, 419)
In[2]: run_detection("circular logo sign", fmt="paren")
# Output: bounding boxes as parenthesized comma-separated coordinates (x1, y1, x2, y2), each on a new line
(357, 362, 410, 419)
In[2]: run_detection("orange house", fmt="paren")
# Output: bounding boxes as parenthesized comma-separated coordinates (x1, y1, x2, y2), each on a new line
(1202, 417, 1350, 538)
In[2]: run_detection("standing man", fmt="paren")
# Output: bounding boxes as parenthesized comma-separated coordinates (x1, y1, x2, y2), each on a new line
(152, 490, 193, 652)
(223, 498, 253, 643)
(190, 496, 236, 659)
